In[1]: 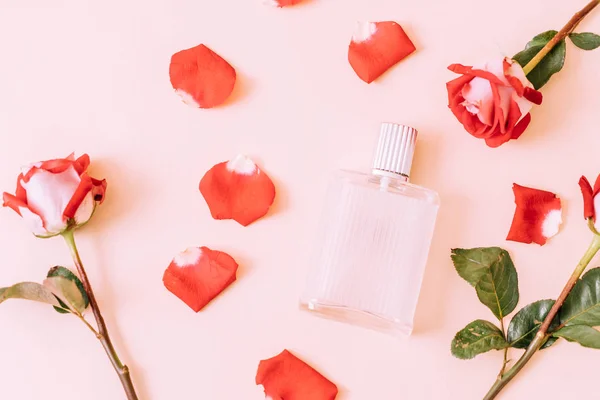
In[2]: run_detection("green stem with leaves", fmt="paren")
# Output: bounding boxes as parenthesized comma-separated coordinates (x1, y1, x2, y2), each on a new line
(522, 0, 600, 75)
(62, 230, 139, 400)
(483, 232, 600, 400)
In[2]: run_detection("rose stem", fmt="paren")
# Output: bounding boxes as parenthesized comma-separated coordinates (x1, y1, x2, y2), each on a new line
(482, 232, 600, 400)
(522, 0, 600, 75)
(498, 346, 509, 378)
(497, 318, 509, 378)
(62, 230, 139, 400)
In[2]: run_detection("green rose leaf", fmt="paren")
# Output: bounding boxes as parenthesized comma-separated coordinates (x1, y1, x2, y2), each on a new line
(554, 325, 600, 349)
(513, 30, 566, 90)
(43, 276, 87, 315)
(451, 248, 519, 320)
(451, 320, 508, 360)
(560, 267, 600, 326)
(452, 247, 503, 286)
(507, 299, 559, 349)
(46, 266, 89, 314)
(526, 31, 559, 48)
(53, 303, 71, 314)
(0, 282, 62, 308)
(569, 32, 600, 50)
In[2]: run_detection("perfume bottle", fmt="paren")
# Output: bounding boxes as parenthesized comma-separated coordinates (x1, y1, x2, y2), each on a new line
(300, 123, 440, 336)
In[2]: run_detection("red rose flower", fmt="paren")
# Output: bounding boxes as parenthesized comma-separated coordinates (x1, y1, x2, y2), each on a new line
(447, 57, 543, 148)
(2, 154, 106, 237)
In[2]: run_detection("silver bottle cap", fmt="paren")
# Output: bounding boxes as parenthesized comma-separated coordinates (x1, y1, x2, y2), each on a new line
(372, 123, 418, 178)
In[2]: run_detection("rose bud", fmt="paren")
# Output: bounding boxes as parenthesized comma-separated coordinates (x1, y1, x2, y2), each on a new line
(2, 154, 106, 237)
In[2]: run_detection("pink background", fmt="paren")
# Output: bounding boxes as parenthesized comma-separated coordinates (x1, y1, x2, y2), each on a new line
(1, 0, 600, 399)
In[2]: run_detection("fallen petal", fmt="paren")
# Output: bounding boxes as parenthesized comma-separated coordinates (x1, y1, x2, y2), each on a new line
(348, 21, 416, 83)
(199, 155, 276, 226)
(507, 184, 562, 246)
(265, 0, 302, 6)
(169, 44, 236, 109)
(256, 350, 338, 400)
(163, 247, 238, 312)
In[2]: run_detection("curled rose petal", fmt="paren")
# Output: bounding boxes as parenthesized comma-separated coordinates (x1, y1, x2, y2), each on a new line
(579, 174, 600, 226)
(348, 21, 416, 84)
(199, 155, 276, 226)
(169, 44, 236, 109)
(264, 0, 302, 6)
(163, 247, 238, 312)
(256, 350, 338, 400)
(507, 184, 562, 246)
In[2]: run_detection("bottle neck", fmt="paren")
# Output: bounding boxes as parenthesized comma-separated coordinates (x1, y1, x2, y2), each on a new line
(372, 170, 408, 191)
(372, 169, 409, 183)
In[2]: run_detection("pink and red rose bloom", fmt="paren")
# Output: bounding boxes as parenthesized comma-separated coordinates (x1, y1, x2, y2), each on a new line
(2, 154, 106, 237)
(447, 57, 542, 148)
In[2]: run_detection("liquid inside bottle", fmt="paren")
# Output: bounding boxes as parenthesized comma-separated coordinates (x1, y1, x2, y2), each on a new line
(300, 123, 440, 336)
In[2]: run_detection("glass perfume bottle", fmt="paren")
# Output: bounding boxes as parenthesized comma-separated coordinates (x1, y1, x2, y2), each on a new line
(300, 123, 440, 336)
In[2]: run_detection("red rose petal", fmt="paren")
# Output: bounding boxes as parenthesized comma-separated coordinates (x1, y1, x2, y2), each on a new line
(63, 175, 98, 220)
(256, 350, 338, 400)
(484, 97, 524, 147)
(503, 59, 525, 96)
(2, 191, 28, 216)
(163, 246, 238, 312)
(579, 174, 600, 221)
(265, 0, 302, 6)
(507, 184, 562, 246)
(169, 44, 236, 109)
(348, 21, 415, 84)
(448, 63, 507, 87)
(509, 113, 532, 140)
(523, 87, 543, 105)
(199, 155, 276, 226)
